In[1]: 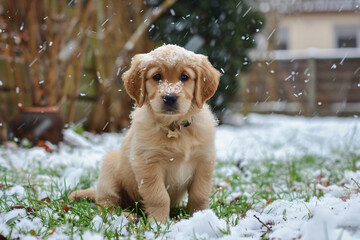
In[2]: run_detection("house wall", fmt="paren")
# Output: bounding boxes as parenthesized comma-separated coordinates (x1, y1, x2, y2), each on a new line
(278, 12, 360, 50)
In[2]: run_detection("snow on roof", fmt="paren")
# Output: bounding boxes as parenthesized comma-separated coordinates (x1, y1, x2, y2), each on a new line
(251, 0, 360, 13)
(249, 47, 360, 61)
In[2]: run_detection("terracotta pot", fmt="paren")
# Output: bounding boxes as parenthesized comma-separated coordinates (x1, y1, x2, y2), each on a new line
(10, 106, 64, 145)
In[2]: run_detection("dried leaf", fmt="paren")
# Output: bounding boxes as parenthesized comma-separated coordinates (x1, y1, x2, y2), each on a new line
(341, 194, 351, 202)
(10, 205, 33, 212)
(37, 140, 53, 153)
(62, 205, 70, 212)
(337, 181, 346, 187)
(0, 183, 12, 189)
(230, 196, 242, 204)
(320, 177, 329, 187)
(314, 174, 330, 187)
(234, 197, 241, 201)
(40, 197, 51, 203)
(48, 228, 56, 236)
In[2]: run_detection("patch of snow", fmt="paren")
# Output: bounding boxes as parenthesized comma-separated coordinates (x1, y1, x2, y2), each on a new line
(0, 209, 27, 237)
(2, 209, 27, 223)
(15, 217, 43, 234)
(167, 210, 227, 239)
(20, 236, 37, 240)
(80, 230, 104, 240)
(216, 114, 360, 162)
(109, 214, 129, 235)
(91, 215, 104, 231)
(6, 185, 26, 200)
(62, 167, 85, 189)
(301, 207, 338, 240)
(63, 129, 92, 148)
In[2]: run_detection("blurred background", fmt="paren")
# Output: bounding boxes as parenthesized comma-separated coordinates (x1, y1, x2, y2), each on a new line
(0, 0, 359, 145)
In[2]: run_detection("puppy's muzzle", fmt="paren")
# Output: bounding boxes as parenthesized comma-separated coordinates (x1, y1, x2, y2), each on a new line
(162, 94, 178, 113)
(163, 94, 177, 106)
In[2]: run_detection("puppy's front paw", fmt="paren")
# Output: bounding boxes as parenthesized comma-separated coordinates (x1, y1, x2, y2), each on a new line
(187, 199, 209, 214)
(143, 202, 170, 224)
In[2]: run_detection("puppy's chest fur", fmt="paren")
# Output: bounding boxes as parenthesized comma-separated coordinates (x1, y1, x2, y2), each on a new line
(165, 157, 194, 188)
(160, 130, 198, 185)
(162, 150, 196, 206)
(143, 125, 200, 189)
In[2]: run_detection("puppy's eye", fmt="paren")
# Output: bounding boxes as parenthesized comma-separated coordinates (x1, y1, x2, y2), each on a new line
(153, 74, 161, 81)
(180, 74, 189, 81)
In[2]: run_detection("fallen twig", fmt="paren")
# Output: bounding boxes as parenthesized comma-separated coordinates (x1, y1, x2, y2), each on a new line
(253, 214, 272, 232)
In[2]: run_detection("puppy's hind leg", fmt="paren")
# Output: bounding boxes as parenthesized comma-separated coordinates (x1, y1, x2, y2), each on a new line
(95, 150, 123, 209)
(69, 189, 96, 202)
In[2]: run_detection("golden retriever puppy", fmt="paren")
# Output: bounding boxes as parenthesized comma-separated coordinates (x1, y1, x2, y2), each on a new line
(69, 44, 221, 223)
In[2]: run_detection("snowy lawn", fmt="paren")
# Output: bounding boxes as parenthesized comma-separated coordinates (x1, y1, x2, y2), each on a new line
(0, 114, 360, 240)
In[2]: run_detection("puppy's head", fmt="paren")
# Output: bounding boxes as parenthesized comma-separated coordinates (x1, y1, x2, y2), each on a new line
(122, 45, 221, 116)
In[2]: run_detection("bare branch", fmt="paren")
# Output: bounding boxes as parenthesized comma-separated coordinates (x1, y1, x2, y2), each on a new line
(110, 0, 177, 83)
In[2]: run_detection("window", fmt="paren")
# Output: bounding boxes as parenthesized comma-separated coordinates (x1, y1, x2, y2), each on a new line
(335, 26, 359, 48)
(276, 27, 288, 50)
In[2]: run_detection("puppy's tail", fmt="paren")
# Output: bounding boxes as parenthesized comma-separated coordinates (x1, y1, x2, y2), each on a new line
(69, 189, 96, 202)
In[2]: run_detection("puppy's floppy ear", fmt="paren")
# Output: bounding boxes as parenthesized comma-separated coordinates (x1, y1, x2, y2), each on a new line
(122, 54, 146, 107)
(194, 55, 221, 108)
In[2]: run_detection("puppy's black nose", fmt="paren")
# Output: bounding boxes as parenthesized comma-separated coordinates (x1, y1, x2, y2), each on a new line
(163, 94, 177, 105)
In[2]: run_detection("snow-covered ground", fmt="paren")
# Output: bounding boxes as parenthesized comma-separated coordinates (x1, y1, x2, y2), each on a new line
(0, 114, 360, 239)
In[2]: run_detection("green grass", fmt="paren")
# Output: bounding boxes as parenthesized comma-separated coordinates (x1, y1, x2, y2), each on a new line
(0, 148, 359, 239)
